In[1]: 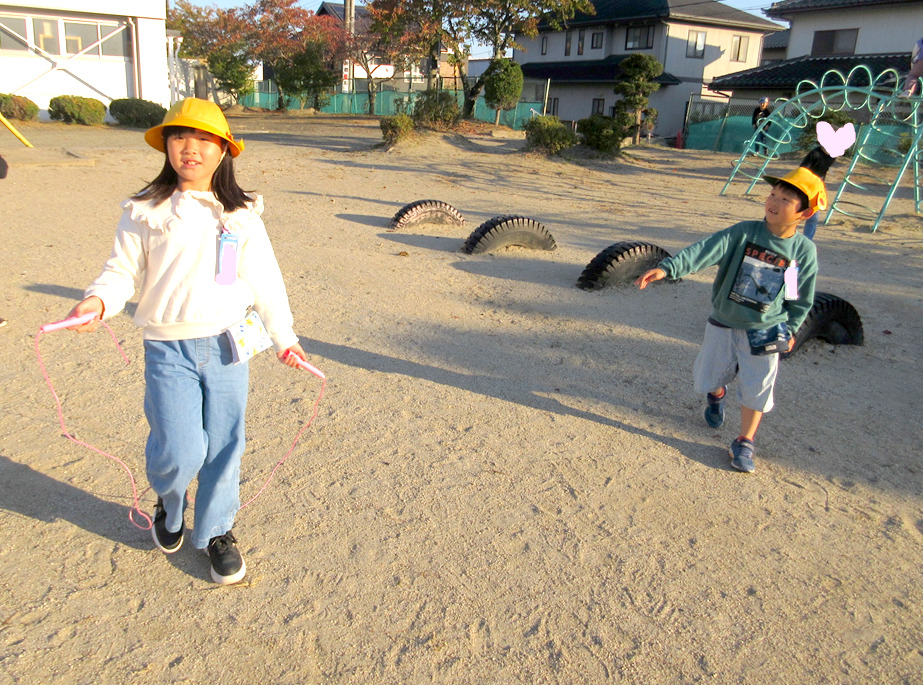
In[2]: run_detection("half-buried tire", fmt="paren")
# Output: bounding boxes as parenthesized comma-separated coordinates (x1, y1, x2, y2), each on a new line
(785, 292, 864, 357)
(461, 216, 557, 254)
(577, 241, 675, 290)
(388, 200, 466, 232)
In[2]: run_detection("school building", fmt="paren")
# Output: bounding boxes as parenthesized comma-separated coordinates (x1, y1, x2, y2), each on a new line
(0, 1, 169, 118)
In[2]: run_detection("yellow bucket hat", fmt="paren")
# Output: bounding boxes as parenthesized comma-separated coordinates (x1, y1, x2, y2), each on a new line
(144, 98, 244, 157)
(763, 167, 827, 215)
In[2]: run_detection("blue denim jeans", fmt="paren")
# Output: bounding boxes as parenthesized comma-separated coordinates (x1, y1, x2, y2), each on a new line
(803, 212, 820, 241)
(144, 335, 249, 549)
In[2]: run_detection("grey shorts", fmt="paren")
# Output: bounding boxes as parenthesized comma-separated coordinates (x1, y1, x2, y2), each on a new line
(692, 322, 779, 413)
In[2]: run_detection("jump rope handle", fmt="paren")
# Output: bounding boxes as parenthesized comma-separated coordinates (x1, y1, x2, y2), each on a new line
(40, 312, 98, 334)
(285, 350, 326, 379)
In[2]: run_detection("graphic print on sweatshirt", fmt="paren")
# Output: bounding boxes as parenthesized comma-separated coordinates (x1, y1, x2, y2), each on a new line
(728, 242, 791, 312)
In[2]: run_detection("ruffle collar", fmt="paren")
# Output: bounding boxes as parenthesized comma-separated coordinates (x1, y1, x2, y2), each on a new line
(121, 190, 263, 233)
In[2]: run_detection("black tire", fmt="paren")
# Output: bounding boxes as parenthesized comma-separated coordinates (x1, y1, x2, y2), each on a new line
(461, 215, 557, 254)
(786, 292, 864, 356)
(388, 199, 466, 232)
(576, 241, 675, 290)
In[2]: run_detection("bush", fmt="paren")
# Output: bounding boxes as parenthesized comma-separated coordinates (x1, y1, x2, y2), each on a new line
(109, 98, 167, 128)
(576, 114, 624, 154)
(524, 115, 576, 155)
(380, 113, 414, 146)
(48, 95, 106, 125)
(0, 93, 39, 121)
(412, 90, 460, 130)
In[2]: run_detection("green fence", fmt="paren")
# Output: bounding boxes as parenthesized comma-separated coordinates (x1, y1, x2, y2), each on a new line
(239, 89, 542, 130)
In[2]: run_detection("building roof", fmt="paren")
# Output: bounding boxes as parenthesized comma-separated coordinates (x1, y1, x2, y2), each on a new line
(708, 52, 908, 90)
(765, 0, 921, 19)
(315, 2, 371, 24)
(520, 55, 682, 85)
(554, 0, 782, 31)
(763, 28, 790, 50)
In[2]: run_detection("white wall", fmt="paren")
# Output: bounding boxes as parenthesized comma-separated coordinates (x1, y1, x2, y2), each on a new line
(0, 3, 167, 118)
(785, 5, 922, 58)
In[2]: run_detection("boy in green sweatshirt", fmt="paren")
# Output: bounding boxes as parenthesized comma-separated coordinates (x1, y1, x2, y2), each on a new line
(636, 167, 824, 473)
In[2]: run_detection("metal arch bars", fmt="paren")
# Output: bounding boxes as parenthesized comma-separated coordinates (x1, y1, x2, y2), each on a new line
(721, 65, 922, 233)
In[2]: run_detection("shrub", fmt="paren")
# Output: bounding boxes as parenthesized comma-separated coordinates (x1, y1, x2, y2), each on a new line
(524, 115, 576, 155)
(0, 93, 39, 121)
(412, 90, 460, 130)
(380, 113, 414, 146)
(576, 114, 624, 154)
(109, 98, 167, 128)
(48, 95, 106, 125)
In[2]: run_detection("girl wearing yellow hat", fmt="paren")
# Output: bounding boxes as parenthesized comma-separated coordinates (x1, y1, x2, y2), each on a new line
(64, 98, 310, 585)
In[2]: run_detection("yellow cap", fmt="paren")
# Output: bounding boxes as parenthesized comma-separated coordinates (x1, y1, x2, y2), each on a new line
(144, 98, 244, 157)
(763, 167, 827, 215)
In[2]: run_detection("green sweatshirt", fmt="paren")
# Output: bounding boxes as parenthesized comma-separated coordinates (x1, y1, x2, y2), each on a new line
(658, 219, 818, 332)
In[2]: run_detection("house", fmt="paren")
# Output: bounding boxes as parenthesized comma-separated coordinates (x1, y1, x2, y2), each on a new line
(513, 0, 782, 137)
(709, 0, 922, 99)
(0, 0, 168, 118)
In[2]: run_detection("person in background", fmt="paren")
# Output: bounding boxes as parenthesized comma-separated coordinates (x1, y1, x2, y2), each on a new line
(751, 97, 773, 155)
(899, 35, 923, 98)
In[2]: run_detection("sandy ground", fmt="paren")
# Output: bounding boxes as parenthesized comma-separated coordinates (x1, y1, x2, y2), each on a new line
(1, 112, 921, 684)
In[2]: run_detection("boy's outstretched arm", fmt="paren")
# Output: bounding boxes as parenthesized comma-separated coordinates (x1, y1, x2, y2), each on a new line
(636, 268, 666, 289)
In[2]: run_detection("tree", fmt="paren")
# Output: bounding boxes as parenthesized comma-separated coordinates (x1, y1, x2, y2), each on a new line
(360, 1, 431, 115)
(613, 53, 662, 145)
(168, 1, 256, 105)
(274, 40, 340, 109)
(461, 0, 595, 118)
(366, 0, 593, 119)
(483, 58, 523, 125)
(243, 0, 344, 110)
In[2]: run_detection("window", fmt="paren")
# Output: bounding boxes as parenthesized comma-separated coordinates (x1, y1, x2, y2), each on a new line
(730, 35, 748, 62)
(577, 29, 585, 56)
(564, 31, 572, 56)
(541, 36, 547, 55)
(33, 17, 59, 54)
(0, 15, 28, 51)
(101, 24, 131, 58)
(549, 97, 559, 116)
(811, 29, 857, 56)
(591, 31, 603, 50)
(686, 30, 706, 58)
(65, 21, 99, 55)
(626, 26, 654, 50)
(592, 98, 604, 115)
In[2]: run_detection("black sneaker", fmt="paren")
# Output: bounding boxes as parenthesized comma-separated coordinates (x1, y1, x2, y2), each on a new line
(207, 531, 246, 585)
(704, 387, 726, 429)
(152, 497, 183, 553)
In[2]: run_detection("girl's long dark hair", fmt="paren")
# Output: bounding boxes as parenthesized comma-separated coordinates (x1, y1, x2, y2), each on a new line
(132, 126, 251, 211)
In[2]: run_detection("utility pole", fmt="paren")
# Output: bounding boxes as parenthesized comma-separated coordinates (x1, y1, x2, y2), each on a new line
(342, 0, 355, 93)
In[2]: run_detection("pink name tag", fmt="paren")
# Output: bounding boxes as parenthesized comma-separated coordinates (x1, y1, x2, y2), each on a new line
(216, 233, 238, 285)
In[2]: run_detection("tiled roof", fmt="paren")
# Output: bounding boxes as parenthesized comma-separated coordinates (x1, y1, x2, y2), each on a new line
(557, 0, 781, 30)
(763, 29, 790, 50)
(519, 55, 682, 85)
(708, 52, 908, 90)
(315, 2, 371, 23)
(765, 0, 920, 18)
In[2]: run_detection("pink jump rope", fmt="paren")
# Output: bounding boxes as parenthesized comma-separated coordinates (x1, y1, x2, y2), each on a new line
(35, 312, 326, 530)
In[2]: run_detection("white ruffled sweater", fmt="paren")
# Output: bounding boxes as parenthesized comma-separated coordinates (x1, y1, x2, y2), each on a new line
(85, 190, 298, 352)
